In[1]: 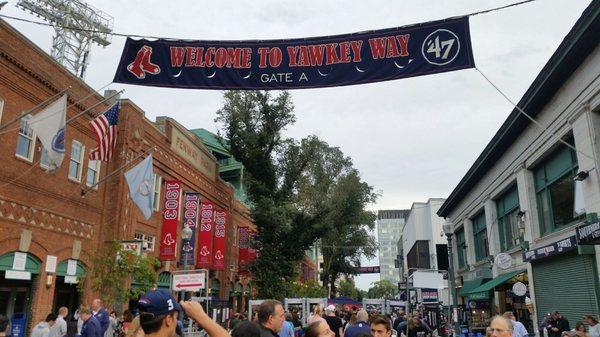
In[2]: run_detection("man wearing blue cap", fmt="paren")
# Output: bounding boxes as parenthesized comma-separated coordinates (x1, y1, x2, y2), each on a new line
(137, 289, 229, 337)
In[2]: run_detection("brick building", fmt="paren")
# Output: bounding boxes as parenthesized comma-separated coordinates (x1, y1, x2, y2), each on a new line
(0, 17, 254, 333)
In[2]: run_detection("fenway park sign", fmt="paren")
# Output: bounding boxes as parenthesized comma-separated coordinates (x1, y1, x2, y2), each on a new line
(113, 17, 474, 90)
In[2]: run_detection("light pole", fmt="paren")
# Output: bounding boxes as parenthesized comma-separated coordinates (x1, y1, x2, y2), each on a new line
(443, 221, 460, 337)
(180, 225, 193, 301)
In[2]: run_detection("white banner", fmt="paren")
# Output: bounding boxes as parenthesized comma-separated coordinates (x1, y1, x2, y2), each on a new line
(412, 271, 444, 289)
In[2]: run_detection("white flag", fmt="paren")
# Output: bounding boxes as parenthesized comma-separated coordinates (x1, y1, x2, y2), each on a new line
(125, 155, 154, 220)
(28, 94, 67, 170)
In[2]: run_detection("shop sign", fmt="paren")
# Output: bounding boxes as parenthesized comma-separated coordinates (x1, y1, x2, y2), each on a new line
(64, 275, 78, 284)
(523, 235, 577, 262)
(495, 253, 512, 270)
(422, 288, 438, 302)
(467, 291, 490, 300)
(577, 221, 600, 245)
(512, 282, 527, 296)
(5, 270, 31, 280)
(45, 255, 57, 273)
(358, 266, 380, 273)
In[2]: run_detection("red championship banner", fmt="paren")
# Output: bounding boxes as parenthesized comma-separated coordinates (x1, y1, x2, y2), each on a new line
(196, 200, 214, 268)
(212, 209, 227, 270)
(238, 227, 256, 275)
(159, 180, 181, 260)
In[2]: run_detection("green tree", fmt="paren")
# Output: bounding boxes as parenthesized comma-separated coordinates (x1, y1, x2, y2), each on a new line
(338, 279, 361, 300)
(84, 241, 160, 306)
(216, 91, 334, 299)
(289, 280, 328, 298)
(319, 171, 378, 296)
(367, 280, 398, 299)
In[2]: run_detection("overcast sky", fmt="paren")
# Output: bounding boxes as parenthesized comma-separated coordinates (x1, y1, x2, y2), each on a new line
(2, 0, 592, 290)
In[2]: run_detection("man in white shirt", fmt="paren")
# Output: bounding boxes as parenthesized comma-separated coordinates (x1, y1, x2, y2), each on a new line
(51, 307, 68, 337)
(584, 315, 600, 337)
(503, 312, 528, 337)
(32, 314, 57, 337)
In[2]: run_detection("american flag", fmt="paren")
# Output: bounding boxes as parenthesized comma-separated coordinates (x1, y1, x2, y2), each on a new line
(89, 103, 120, 161)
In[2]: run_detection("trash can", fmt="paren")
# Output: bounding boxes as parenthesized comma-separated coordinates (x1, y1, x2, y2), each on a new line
(10, 313, 26, 337)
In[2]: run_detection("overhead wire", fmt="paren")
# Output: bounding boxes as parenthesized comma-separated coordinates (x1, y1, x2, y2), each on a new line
(0, 0, 538, 41)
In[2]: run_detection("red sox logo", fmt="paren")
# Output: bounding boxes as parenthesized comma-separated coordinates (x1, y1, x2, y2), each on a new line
(127, 45, 161, 79)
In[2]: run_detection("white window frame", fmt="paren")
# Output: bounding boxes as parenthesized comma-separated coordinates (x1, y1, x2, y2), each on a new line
(134, 231, 156, 252)
(40, 147, 51, 169)
(68, 140, 85, 182)
(86, 157, 101, 188)
(15, 115, 36, 162)
(0, 97, 4, 125)
(153, 173, 162, 211)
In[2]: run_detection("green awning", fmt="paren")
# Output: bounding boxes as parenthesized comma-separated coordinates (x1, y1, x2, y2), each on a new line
(459, 278, 487, 297)
(56, 260, 86, 277)
(470, 270, 526, 293)
(0, 252, 41, 274)
(158, 272, 171, 288)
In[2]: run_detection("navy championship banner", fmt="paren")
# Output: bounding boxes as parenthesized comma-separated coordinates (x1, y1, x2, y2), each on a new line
(113, 17, 474, 90)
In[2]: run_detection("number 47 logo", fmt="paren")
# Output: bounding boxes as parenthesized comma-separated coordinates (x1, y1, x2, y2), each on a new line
(422, 29, 461, 66)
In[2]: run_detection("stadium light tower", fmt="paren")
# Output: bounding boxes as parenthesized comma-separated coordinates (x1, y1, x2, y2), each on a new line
(17, 0, 113, 78)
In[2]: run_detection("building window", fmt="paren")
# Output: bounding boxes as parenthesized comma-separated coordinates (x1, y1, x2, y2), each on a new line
(534, 144, 582, 235)
(40, 148, 51, 169)
(455, 228, 467, 269)
(496, 185, 522, 252)
(16, 115, 35, 161)
(472, 211, 489, 262)
(135, 232, 155, 251)
(153, 173, 162, 211)
(68, 140, 84, 181)
(86, 158, 101, 187)
(0, 97, 4, 124)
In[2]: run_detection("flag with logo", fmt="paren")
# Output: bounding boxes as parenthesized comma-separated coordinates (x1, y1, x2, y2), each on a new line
(89, 103, 120, 161)
(28, 94, 67, 170)
(124, 155, 154, 220)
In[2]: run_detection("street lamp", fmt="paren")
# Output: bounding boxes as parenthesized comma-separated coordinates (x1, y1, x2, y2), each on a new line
(180, 225, 193, 300)
(442, 221, 460, 337)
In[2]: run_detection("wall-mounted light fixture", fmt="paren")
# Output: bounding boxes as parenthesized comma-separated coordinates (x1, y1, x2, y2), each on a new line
(46, 274, 54, 288)
(574, 170, 590, 181)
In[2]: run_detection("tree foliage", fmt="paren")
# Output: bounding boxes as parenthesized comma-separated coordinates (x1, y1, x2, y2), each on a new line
(289, 280, 328, 298)
(84, 241, 160, 306)
(367, 280, 398, 299)
(216, 91, 377, 299)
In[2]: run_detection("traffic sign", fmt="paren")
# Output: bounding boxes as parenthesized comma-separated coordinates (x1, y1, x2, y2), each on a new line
(172, 271, 206, 292)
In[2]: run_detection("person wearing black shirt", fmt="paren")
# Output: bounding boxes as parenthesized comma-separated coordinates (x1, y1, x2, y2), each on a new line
(324, 306, 343, 337)
(407, 315, 428, 337)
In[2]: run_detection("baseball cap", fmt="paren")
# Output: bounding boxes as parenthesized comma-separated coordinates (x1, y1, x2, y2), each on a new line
(325, 305, 336, 312)
(138, 290, 182, 316)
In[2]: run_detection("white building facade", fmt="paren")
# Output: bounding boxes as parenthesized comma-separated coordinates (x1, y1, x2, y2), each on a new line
(438, 3, 600, 335)
(377, 210, 410, 284)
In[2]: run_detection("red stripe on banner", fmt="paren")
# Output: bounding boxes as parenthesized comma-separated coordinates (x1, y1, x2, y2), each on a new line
(159, 180, 181, 260)
(196, 200, 214, 268)
(212, 209, 227, 270)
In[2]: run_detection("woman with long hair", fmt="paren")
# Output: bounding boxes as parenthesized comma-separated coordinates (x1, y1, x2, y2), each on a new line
(308, 305, 326, 326)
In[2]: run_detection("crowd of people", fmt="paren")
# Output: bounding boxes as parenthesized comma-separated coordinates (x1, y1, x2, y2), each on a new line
(3, 293, 599, 337)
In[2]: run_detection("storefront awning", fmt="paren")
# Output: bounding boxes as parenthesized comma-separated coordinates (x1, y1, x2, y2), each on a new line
(459, 278, 487, 297)
(470, 269, 526, 293)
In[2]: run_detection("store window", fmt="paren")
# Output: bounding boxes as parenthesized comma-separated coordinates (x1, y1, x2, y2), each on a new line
(153, 173, 162, 211)
(496, 185, 523, 252)
(16, 115, 35, 161)
(472, 211, 489, 262)
(68, 140, 84, 181)
(534, 144, 582, 236)
(456, 228, 467, 269)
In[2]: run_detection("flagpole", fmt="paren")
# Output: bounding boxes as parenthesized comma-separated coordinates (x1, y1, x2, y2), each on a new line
(81, 147, 155, 197)
(0, 87, 70, 132)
